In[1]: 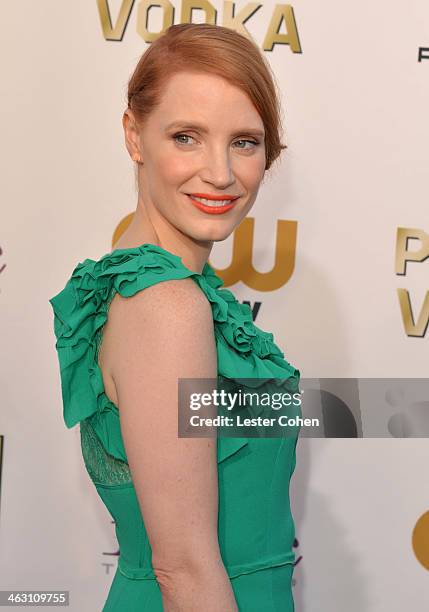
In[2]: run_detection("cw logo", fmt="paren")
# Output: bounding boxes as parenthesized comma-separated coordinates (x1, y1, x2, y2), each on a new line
(97, 0, 302, 52)
(113, 216, 298, 291)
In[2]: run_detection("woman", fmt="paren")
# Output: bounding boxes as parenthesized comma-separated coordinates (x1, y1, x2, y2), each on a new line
(49, 23, 301, 611)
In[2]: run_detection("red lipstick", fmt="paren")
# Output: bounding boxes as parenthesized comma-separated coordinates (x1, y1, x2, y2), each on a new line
(186, 193, 240, 215)
(190, 192, 240, 200)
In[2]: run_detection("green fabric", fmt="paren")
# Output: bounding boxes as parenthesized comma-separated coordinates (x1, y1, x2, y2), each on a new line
(49, 243, 301, 611)
(80, 419, 132, 486)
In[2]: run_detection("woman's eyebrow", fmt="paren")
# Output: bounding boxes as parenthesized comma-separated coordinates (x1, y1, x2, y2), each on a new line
(165, 120, 265, 138)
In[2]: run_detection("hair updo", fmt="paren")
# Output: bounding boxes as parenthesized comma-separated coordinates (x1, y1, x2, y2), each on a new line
(126, 23, 287, 171)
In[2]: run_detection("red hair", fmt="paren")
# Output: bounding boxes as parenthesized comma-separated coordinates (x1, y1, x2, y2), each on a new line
(127, 23, 286, 171)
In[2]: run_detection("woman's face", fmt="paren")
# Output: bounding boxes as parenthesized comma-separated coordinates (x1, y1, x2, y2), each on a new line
(127, 70, 267, 244)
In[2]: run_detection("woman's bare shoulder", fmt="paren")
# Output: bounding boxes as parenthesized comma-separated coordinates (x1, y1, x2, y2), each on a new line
(98, 276, 215, 406)
(110, 275, 211, 322)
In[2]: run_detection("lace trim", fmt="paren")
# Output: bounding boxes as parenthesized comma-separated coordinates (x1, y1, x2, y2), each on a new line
(80, 418, 132, 485)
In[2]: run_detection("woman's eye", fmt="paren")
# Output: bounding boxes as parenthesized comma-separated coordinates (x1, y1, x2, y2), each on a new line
(173, 134, 259, 149)
(234, 139, 259, 149)
(173, 133, 195, 145)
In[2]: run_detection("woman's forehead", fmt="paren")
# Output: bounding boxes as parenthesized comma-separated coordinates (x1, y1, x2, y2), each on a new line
(153, 72, 264, 127)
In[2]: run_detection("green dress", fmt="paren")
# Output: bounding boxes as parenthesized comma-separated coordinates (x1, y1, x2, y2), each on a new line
(49, 243, 301, 611)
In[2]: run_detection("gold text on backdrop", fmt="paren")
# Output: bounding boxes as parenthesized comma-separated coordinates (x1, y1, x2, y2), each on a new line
(113, 216, 298, 291)
(395, 227, 429, 338)
(96, 0, 302, 52)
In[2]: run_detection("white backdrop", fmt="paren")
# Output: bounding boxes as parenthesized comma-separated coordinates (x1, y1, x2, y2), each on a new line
(1, 1, 428, 610)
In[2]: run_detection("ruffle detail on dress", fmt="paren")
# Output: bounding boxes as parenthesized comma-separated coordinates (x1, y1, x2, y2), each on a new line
(49, 243, 300, 433)
(49, 245, 195, 429)
(197, 264, 300, 388)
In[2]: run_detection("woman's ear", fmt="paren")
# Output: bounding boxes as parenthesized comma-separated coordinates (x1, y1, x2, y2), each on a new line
(122, 109, 143, 163)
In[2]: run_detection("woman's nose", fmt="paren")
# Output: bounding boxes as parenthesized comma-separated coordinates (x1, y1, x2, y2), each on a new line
(199, 146, 235, 188)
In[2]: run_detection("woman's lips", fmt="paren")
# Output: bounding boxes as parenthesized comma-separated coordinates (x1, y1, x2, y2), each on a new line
(187, 194, 238, 215)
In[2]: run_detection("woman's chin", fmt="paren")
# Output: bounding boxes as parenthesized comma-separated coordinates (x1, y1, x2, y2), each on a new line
(191, 226, 237, 243)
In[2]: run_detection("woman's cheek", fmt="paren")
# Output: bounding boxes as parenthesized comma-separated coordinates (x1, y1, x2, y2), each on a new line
(244, 158, 266, 189)
(166, 155, 196, 182)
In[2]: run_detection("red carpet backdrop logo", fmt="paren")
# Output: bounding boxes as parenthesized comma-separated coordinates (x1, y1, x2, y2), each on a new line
(113, 216, 298, 294)
(96, 0, 303, 52)
(396, 227, 429, 338)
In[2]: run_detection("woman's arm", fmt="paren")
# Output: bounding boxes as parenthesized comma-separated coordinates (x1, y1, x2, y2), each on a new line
(107, 278, 238, 612)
